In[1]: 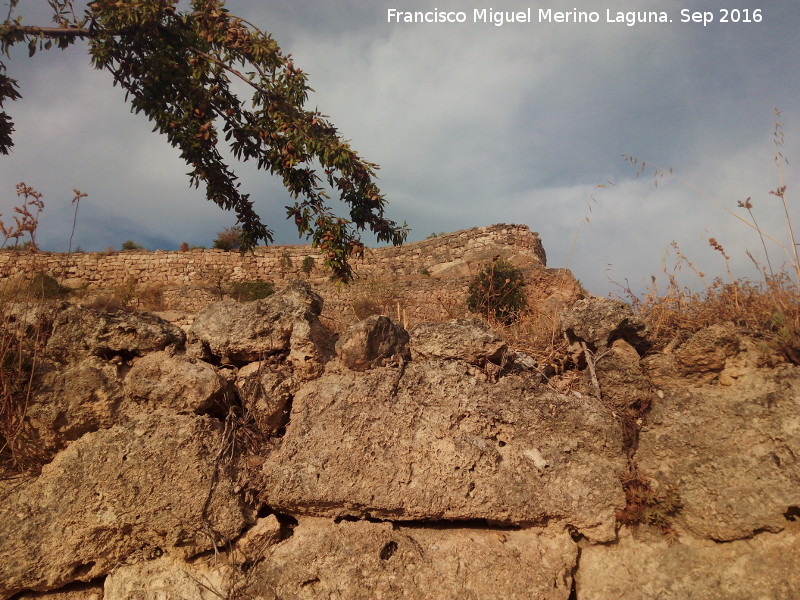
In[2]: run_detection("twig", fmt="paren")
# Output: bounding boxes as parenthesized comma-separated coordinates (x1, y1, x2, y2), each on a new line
(579, 341, 602, 399)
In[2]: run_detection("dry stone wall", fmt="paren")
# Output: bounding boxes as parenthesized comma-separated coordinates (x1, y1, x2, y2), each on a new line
(0, 224, 545, 290)
(0, 224, 556, 324)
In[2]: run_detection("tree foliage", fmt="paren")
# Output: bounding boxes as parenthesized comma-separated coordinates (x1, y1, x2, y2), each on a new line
(0, 0, 408, 280)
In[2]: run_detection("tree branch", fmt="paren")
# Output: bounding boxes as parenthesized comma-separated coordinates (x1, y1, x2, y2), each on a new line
(4, 25, 91, 39)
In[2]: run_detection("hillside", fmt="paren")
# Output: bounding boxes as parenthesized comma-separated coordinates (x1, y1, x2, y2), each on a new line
(0, 225, 798, 599)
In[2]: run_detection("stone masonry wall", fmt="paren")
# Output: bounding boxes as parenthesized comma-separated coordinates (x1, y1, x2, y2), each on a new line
(0, 224, 545, 291)
(0, 224, 559, 324)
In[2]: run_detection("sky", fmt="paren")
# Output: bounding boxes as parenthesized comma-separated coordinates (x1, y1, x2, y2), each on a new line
(1, 0, 799, 295)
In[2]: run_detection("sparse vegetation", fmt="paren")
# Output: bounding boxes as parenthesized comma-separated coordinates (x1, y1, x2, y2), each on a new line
(1, 182, 43, 250)
(228, 281, 275, 302)
(466, 259, 527, 325)
(619, 110, 799, 364)
(350, 279, 399, 321)
(213, 226, 244, 252)
(301, 256, 315, 276)
(120, 240, 144, 251)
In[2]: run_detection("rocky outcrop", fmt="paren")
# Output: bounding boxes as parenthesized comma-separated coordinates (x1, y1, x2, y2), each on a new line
(2, 281, 799, 599)
(0, 413, 251, 598)
(257, 360, 626, 542)
(187, 280, 333, 370)
(46, 306, 185, 362)
(408, 318, 507, 365)
(240, 517, 576, 600)
(125, 350, 229, 416)
(636, 362, 800, 541)
(576, 526, 800, 600)
(335, 314, 410, 371)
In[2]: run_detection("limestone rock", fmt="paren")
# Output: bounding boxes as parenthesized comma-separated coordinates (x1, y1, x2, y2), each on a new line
(576, 527, 800, 599)
(595, 338, 652, 413)
(232, 514, 283, 564)
(674, 323, 739, 380)
(0, 413, 252, 598)
(13, 582, 104, 600)
(240, 517, 577, 600)
(125, 351, 228, 415)
(408, 318, 507, 365)
(235, 361, 295, 435)
(336, 315, 410, 371)
(561, 297, 646, 350)
(104, 555, 232, 600)
(636, 364, 800, 541)
(22, 356, 124, 460)
(187, 280, 333, 368)
(46, 306, 185, 362)
(258, 361, 625, 541)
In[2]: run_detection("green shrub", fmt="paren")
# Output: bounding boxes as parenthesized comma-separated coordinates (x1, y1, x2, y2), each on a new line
(301, 255, 315, 275)
(228, 281, 275, 302)
(120, 240, 144, 251)
(467, 259, 527, 324)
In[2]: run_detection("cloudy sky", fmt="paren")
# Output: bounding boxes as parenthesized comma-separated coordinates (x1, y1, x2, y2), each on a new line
(2, 0, 798, 295)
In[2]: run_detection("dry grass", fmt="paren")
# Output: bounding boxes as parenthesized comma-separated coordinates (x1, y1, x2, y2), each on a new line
(617, 110, 800, 363)
(616, 244, 800, 364)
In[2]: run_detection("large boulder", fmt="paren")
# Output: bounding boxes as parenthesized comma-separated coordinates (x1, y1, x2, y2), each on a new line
(0, 413, 252, 598)
(336, 315, 410, 371)
(18, 356, 124, 461)
(187, 281, 333, 369)
(576, 527, 800, 600)
(104, 555, 232, 600)
(408, 319, 507, 365)
(636, 364, 800, 541)
(125, 351, 229, 415)
(561, 297, 646, 350)
(46, 307, 185, 362)
(257, 361, 625, 542)
(239, 517, 577, 600)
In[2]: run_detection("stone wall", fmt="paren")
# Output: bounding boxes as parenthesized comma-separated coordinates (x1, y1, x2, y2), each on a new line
(0, 224, 559, 323)
(0, 224, 545, 290)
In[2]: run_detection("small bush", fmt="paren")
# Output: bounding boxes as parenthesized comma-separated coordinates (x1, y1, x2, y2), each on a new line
(213, 226, 244, 251)
(228, 281, 275, 302)
(120, 240, 144, 251)
(467, 259, 527, 324)
(301, 256, 315, 275)
(179, 241, 190, 252)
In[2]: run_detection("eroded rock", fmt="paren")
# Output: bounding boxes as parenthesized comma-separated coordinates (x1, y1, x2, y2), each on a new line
(13, 582, 104, 600)
(21, 356, 124, 459)
(125, 351, 228, 415)
(46, 307, 185, 362)
(104, 555, 232, 600)
(408, 318, 507, 365)
(636, 364, 800, 541)
(674, 323, 740, 381)
(561, 297, 646, 350)
(336, 315, 410, 371)
(0, 413, 252, 598)
(258, 361, 625, 541)
(235, 361, 295, 435)
(576, 526, 800, 600)
(187, 281, 333, 369)
(240, 517, 577, 600)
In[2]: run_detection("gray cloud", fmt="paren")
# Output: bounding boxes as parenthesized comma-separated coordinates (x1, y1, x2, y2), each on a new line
(2, 0, 798, 294)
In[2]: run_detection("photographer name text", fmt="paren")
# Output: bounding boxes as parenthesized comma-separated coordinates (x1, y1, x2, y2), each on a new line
(386, 8, 764, 27)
